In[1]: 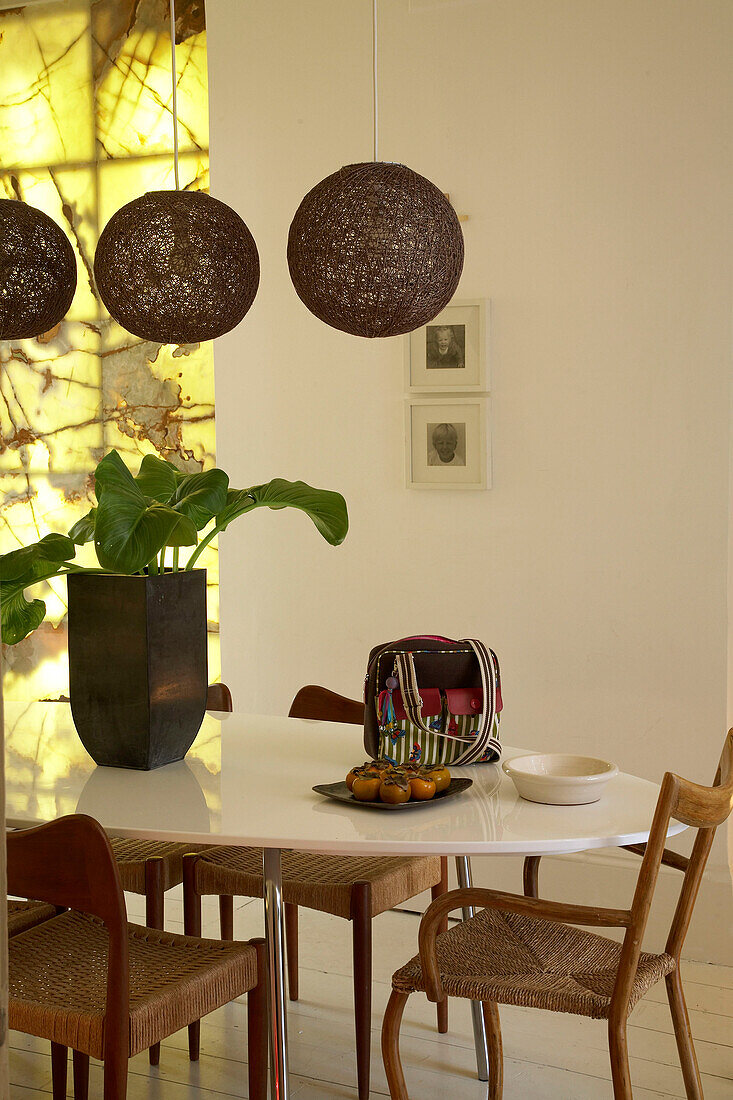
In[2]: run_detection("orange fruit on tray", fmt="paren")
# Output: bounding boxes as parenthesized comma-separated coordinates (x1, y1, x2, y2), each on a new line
(425, 765, 451, 793)
(347, 760, 392, 790)
(352, 773, 382, 801)
(379, 775, 411, 805)
(409, 774, 437, 800)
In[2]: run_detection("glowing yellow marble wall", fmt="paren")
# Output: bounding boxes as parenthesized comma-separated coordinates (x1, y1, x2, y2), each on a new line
(0, 0, 219, 699)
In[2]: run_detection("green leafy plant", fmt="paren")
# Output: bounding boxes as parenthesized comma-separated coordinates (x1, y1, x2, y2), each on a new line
(0, 450, 348, 645)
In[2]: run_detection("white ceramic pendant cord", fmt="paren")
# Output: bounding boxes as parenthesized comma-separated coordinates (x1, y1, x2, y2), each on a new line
(372, 0, 379, 161)
(170, 0, 180, 190)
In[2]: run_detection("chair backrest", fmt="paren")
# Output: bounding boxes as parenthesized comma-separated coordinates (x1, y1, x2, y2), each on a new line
(289, 684, 364, 725)
(610, 730, 733, 1020)
(7, 814, 130, 1055)
(673, 729, 733, 830)
(7, 813, 126, 928)
(661, 728, 733, 958)
(207, 681, 233, 713)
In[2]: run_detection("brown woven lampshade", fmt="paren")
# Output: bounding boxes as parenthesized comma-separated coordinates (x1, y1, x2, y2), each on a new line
(0, 199, 77, 340)
(287, 162, 464, 338)
(94, 190, 260, 345)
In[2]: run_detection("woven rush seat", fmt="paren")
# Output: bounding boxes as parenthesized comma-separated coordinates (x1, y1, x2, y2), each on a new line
(110, 837, 205, 894)
(392, 906, 676, 1020)
(194, 846, 443, 920)
(9, 909, 258, 1059)
(8, 899, 57, 936)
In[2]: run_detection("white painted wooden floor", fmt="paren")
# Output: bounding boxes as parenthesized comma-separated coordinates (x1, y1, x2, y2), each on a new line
(9, 890, 733, 1099)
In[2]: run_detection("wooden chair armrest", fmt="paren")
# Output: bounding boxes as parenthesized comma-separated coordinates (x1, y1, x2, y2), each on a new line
(418, 887, 632, 1003)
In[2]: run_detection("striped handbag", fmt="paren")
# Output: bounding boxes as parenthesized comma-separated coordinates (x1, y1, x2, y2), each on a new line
(363, 635, 502, 767)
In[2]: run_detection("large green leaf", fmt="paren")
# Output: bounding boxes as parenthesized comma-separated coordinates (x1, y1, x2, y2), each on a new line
(0, 553, 73, 644)
(0, 533, 76, 582)
(135, 456, 229, 530)
(171, 469, 229, 530)
(95, 498, 197, 573)
(68, 509, 97, 545)
(214, 479, 349, 545)
(0, 583, 47, 645)
(164, 511, 200, 547)
(135, 455, 179, 504)
(93, 452, 196, 572)
(94, 449, 139, 500)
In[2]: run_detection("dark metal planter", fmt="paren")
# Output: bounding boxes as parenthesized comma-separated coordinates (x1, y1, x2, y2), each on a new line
(67, 570, 208, 770)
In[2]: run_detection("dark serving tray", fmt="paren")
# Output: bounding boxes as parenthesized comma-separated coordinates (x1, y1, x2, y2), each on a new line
(312, 777, 473, 810)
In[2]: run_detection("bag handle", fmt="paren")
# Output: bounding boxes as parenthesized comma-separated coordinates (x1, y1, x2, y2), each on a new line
(393, 639, 501, 764)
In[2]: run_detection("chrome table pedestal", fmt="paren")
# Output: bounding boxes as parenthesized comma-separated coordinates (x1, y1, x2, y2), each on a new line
(455, 855, 490, 1082)
(264, 847, 289, 1099)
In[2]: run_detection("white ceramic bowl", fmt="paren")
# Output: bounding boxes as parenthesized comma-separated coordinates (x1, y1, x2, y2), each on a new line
(502, 754, 619, 805)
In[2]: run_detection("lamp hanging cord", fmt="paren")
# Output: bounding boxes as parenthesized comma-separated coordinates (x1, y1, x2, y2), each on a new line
(170, 0, 180, 190)
(372, 0, 379, 161)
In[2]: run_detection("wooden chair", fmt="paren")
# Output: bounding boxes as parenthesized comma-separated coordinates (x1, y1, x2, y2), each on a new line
(184, 684, 449, 1100)
(381, 730, 733, 1099)
(109, 680, 230, 1065)
(7, 884, 65, 1088)
(8, 899, 74, 1098)
(289, 684, 365, 724)
(7, 899, 58, 936)
(7, 813, 268, 1100)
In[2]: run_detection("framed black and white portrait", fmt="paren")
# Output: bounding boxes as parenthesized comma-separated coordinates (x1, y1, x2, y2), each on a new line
(406, 299, 489, 392)
(406, 397, 490, 490)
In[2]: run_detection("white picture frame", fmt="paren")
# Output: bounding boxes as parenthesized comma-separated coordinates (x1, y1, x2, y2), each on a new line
(405, 397, 490, 490)
(405, 298, 489, 392)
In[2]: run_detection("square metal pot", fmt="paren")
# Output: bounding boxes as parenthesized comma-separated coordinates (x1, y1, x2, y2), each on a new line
(68, 570, 208, 770)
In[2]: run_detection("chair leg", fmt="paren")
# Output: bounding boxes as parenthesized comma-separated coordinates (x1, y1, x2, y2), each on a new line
(183, 854, 203, 1061)
(381, 990, 409, 1099)
(666, 969, 704, 1099)
(482, 1001, 503, 1100)
(608, 1015, 633, 1099)
(285, 901, 299, 1001)
(247, 939, 269, 1100)
(51, 1043, 67, 1100)
(432, 859, 449, 1034)
(219, 894, 234, 940)
(103, 1037, 128, 1100)
(145, 858, 165, 1067)
(73, 1050, 90, 1100)
(351, 882, 373, 1100)
(523, 856, 541, 898)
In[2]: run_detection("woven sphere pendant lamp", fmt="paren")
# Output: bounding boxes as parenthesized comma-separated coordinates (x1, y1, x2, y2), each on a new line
(94, 190, 259, 344)
(93, 1, 259, 345)
(0, 199, 77, 340)
(287, 0, 463, 339)
(287, 162, 463, 338)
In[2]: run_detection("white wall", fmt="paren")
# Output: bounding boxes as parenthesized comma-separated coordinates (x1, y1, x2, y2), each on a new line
(207, 0, 733, 963)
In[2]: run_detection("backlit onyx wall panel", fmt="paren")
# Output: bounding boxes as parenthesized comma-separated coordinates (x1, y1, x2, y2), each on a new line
(0, 0, 219, 700)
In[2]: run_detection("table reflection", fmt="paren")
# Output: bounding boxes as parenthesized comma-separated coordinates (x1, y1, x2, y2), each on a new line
(4, 701, 221, 833)
(77, 760, 211, 833)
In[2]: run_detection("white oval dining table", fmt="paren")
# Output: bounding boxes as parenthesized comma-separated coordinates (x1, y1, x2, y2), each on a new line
(4, 703, 686, 1100)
